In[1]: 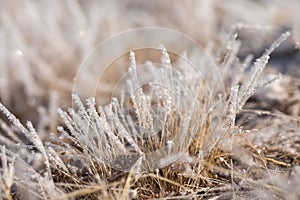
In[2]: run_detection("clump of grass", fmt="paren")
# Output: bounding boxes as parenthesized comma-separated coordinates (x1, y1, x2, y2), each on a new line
(0, 27, 299, 200)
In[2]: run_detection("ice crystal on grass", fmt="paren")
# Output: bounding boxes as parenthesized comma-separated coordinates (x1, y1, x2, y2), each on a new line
(0, 24, 298, 199)
(0, 103, 60, 200)
(56, 31, 290, 175)
(0, 0, 299, 199)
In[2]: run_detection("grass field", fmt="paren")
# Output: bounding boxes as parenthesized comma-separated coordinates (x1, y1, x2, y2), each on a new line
(0, 1, 299, 199)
